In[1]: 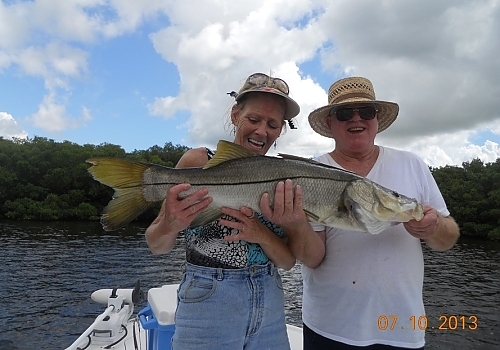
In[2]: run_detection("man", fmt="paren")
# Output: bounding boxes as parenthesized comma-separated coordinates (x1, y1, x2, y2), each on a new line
(295, 77, 460, 349)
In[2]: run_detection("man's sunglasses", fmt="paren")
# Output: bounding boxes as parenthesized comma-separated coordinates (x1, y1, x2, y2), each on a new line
(329, 105, 378, 121)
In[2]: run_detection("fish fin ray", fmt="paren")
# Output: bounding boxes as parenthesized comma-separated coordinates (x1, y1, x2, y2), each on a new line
(203, 140, 256, 169)
(352, 207, 391, 235)
(87, 158, 149, 188)
(362, 219, 391, 235)
(278, 153, 318, 163)
(279, 153, 360, 176)
(303, 209, 320, 222)
(101, 188, 152, 231)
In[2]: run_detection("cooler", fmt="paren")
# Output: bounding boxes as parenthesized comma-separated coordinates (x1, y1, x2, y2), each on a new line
(139, 284, 179, 350)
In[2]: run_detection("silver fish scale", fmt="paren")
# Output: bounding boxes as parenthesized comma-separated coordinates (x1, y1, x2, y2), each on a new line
(142, 156, 368, 231)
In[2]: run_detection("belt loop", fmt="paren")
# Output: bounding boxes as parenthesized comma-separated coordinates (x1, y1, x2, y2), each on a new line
(268, 262, 273, 276)
(216, 268, 223, 281)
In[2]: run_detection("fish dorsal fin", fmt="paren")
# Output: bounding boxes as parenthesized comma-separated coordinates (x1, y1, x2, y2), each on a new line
(278, 153, 321, 164)
(203, 140, 256, 169)
(279, 153, 360, 176)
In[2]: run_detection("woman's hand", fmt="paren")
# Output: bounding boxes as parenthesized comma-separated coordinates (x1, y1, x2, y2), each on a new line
(219, 205, 296, 270)
(146, 183, 212, 254)
(259, 179, 309, 230)
(219, 206, 266, 244)
(161, 183, 212, 233)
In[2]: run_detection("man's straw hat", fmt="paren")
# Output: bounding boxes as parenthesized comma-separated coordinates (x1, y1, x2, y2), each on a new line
(308, 77, 399, 138)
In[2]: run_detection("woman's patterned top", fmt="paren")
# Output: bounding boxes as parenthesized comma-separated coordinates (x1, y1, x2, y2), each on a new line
(183, 148, 285, 268)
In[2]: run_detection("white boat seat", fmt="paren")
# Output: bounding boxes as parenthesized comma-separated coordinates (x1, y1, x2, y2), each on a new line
(147, 284, 179, 325)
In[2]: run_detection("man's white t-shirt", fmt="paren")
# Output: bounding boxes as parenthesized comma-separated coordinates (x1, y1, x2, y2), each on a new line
(302, 146, 449, 348)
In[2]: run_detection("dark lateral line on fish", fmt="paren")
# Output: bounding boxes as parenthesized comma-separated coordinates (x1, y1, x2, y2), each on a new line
(118, 176, 352, 188)
(111, 178, 350, 189)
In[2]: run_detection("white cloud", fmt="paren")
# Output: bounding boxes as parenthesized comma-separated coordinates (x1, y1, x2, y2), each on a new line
(0, 112, 28, 140)
(147, 1, 328, 151)
(0, 0, 161, 133)
(489, 119, 500, 135)
(0, 0, 166, 48)
(144, 0, 500, 167)
(1, 0, 499, 167)
(16, 43, 88, 90)
(382, 130, 500, 167)
(28, 93, 93, 132)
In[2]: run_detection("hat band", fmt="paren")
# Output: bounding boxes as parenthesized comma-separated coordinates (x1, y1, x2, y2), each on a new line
(331, 92, 374, 104)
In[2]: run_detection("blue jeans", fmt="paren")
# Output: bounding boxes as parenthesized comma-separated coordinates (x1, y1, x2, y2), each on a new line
(172, 262, 290, 350)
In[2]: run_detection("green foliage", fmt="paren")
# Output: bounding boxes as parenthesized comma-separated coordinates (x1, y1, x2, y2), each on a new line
(431, 158, 500, 240)
(128, 142, 190, 167)
(0, 136, 189, 226)
(487, 227, 500, 241)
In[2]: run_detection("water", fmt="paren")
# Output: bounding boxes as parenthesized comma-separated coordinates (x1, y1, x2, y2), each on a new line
(0, 221, 498, 350)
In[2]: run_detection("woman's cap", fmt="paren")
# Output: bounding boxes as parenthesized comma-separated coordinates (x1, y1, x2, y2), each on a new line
(230, 72, 300, 120)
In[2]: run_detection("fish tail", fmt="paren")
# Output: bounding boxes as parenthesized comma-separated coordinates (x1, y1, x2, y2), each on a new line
(86, 158, 152, 231)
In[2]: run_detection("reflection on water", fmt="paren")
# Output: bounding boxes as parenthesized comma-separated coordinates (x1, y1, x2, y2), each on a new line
(0, 221, 498, 350)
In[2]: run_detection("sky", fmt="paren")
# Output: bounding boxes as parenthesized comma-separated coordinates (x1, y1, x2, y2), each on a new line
(1, 0, 499, 167)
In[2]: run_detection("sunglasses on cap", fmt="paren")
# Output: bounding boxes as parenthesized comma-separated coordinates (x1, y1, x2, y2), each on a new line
(329, 105, 378, 122)
(243, 73, 290, 95)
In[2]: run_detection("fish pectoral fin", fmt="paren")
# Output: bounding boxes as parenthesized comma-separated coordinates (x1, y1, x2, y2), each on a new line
(361, 219, 391, 235)
(203, 140, 256, 169)
(190, 206, 224, 228)
(303, 209, 320, 222)
(304, 206, 348, 224)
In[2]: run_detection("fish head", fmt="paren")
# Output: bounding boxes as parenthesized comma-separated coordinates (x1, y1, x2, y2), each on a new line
(344, 180, 424, 233)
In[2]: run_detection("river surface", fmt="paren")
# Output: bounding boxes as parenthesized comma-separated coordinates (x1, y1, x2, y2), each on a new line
(0, 221, 498, 350)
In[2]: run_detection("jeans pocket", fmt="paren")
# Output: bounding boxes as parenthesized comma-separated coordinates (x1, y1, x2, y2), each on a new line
(178, 274, 216, 303)
(274, 272, 284, 291)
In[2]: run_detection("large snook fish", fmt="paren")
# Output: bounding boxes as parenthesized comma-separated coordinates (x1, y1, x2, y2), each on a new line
(87, 140, 423, 233)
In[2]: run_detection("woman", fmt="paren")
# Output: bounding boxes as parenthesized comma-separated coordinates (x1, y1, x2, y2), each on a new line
(145, 72, 301, 350)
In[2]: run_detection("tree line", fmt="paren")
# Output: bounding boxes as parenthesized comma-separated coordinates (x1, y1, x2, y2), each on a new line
(0, 136, 498, 240)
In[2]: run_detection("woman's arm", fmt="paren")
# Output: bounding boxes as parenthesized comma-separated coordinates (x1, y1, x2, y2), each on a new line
(145, 148, 213, 254)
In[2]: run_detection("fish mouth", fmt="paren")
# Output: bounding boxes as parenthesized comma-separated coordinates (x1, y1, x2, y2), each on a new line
(402, 202, 424, 221)
(347, 198, 423, 235)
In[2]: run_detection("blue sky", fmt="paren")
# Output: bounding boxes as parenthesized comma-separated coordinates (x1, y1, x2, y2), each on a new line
(1, 0, 499, 166)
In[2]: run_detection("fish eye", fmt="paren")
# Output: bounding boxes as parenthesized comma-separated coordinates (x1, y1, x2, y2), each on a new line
(392, 191, 400, 198)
